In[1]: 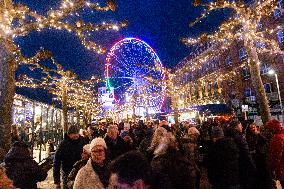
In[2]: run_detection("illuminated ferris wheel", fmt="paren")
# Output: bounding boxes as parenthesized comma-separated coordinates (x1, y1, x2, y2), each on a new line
(105, 37, 164, 115)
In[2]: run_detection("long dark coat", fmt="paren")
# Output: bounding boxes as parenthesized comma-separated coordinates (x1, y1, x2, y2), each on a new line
(151, 149, 195, 189)
(4, 142, 47, 189)
(53, 135, 87, 184)
(205, 137, 240, 188)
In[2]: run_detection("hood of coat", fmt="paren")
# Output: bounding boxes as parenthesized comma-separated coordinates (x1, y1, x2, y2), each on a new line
(4, 143, 31, 162)
(265, 119, 284, 134)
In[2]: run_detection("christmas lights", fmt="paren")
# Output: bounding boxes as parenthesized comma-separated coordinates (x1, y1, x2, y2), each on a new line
(105, 38, 165, 116)
(179, 0, 281, 123)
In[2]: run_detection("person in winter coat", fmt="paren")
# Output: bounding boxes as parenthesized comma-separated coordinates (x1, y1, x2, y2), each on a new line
(265, 119, 284, 188)
(246, 122, 272, 189)
(182, 126, 201, 189)
(53, 125, 87, 189)
(205, 127, 240, 189)
(67, 144, 91, 189)
(73, 137, 111, 189)
(4, 141, 47, 189)
(104, 124, 127, 160)
(145, 126, 168, 162)
(225, 120, 256, 189)
(151, 131, 196, 189)
(109, 150, 172, 189)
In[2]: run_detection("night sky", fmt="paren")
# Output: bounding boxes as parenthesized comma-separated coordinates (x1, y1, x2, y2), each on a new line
(14, 0, 230, 79)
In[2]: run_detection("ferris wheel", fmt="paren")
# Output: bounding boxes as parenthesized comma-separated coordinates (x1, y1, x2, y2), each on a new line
(105, 37, 164, 115)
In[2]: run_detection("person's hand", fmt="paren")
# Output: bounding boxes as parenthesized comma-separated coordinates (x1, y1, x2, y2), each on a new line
(55, 184, 61, 189)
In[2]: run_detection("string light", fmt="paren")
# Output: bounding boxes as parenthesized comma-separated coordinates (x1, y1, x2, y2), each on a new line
(0, 0, 128, 56)
(177, 0, 281, 117)
(16, 57, 103, 123)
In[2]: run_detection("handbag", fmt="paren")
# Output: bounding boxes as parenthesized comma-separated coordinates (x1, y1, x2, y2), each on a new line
(272, 179, 283, 189)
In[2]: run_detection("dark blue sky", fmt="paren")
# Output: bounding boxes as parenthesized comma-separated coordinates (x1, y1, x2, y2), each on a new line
(14, 0, 230, 80)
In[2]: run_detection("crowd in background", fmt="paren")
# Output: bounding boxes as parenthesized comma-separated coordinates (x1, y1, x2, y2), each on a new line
(0, 117, 284, 189)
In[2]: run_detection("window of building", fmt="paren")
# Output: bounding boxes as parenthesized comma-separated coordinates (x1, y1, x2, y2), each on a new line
(277, 30, 284, 43)
(245, 87, 253, 97)
(256, 41, 266, 48)
(239, 48, 247, 60)
(274, 9, 282, 18)
(264, 83, 272, 93)
(208, 83, 212, 91)
(243, 67, 250, 79)
(256, 22, 263, 31)
(260, 63, 269, 75)
(225, 56, 233, 66)
(279, 0, 284, 8)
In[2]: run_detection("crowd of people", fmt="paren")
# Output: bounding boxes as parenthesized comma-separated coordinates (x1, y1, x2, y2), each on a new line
(0, 118, 284, 189)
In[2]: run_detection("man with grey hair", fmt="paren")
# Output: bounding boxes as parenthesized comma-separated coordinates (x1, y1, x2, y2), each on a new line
(104, 124, 127, 160)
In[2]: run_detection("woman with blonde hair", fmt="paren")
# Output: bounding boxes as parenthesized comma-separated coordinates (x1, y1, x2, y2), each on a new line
(146, 126, 168, 161)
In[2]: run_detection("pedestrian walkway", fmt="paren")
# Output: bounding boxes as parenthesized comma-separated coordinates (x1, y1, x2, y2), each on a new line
(38, 169, 54, 189)
(37, 167, 212, 189)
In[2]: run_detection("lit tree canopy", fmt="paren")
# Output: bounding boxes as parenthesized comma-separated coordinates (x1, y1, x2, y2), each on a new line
(180, 0, 282, 123)
(0, 0, 127, 152)
(0, 0, 127, 54)
(17, 57, 103, 130)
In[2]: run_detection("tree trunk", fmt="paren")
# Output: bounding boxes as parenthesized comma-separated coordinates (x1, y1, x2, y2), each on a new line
(76, 108, 80, 125)
(62, 88, 68, 133)
(247, 46, 272, 124)
(242, 19, 272, 125)
(0, 40, 16, 152)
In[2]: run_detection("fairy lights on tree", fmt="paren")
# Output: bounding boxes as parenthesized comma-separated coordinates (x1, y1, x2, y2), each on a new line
(141, 64, 182, 123)
(0, 0, 127, 151)
(17, 57, 102, 131)
(67, 77, 103, 127)
(180, 0, 282, 123)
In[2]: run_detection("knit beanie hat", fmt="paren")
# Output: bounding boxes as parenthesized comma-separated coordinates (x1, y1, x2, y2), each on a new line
(90, 137, 107, 150)
(67, 125, 79, 135)
(83, 144, 91, 154)
(188, 127, 200, 135)
(211, 127, 224, 138)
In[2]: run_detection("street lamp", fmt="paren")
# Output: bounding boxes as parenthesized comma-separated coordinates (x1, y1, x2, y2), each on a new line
(268, 69, 284, 121)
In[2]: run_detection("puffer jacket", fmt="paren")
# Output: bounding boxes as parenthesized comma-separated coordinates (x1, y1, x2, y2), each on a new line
(266, 120, 284, 180)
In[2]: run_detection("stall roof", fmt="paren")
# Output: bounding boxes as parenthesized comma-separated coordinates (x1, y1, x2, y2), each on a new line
(195, 104, 232, 115)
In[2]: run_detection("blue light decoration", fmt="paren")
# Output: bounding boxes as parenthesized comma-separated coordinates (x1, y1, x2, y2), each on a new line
(105, 37, 165, 115)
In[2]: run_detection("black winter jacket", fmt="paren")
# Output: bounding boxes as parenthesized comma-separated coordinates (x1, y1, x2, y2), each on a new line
(53, 135, 86, 184)
(104, 135, 127, 160)
(151, 149, 195, 189)
(205, 137, 240, 187)
(4, 142, 47, 189)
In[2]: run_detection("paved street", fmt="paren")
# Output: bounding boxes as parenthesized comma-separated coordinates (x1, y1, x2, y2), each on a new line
(38, 167, 212, 189)
(38, 169, 54, 189)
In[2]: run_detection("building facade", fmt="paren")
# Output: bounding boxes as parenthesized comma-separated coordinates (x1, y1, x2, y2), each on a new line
(174, 4, 284, 123)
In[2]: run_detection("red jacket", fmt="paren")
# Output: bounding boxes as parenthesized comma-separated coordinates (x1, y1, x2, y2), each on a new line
(266, 119, 284, 180)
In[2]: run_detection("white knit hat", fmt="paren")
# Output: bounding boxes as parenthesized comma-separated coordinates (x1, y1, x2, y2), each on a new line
(83, 144, 91, 154)
(188, 127, 200, 135)
(90, 137, 107, 150)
